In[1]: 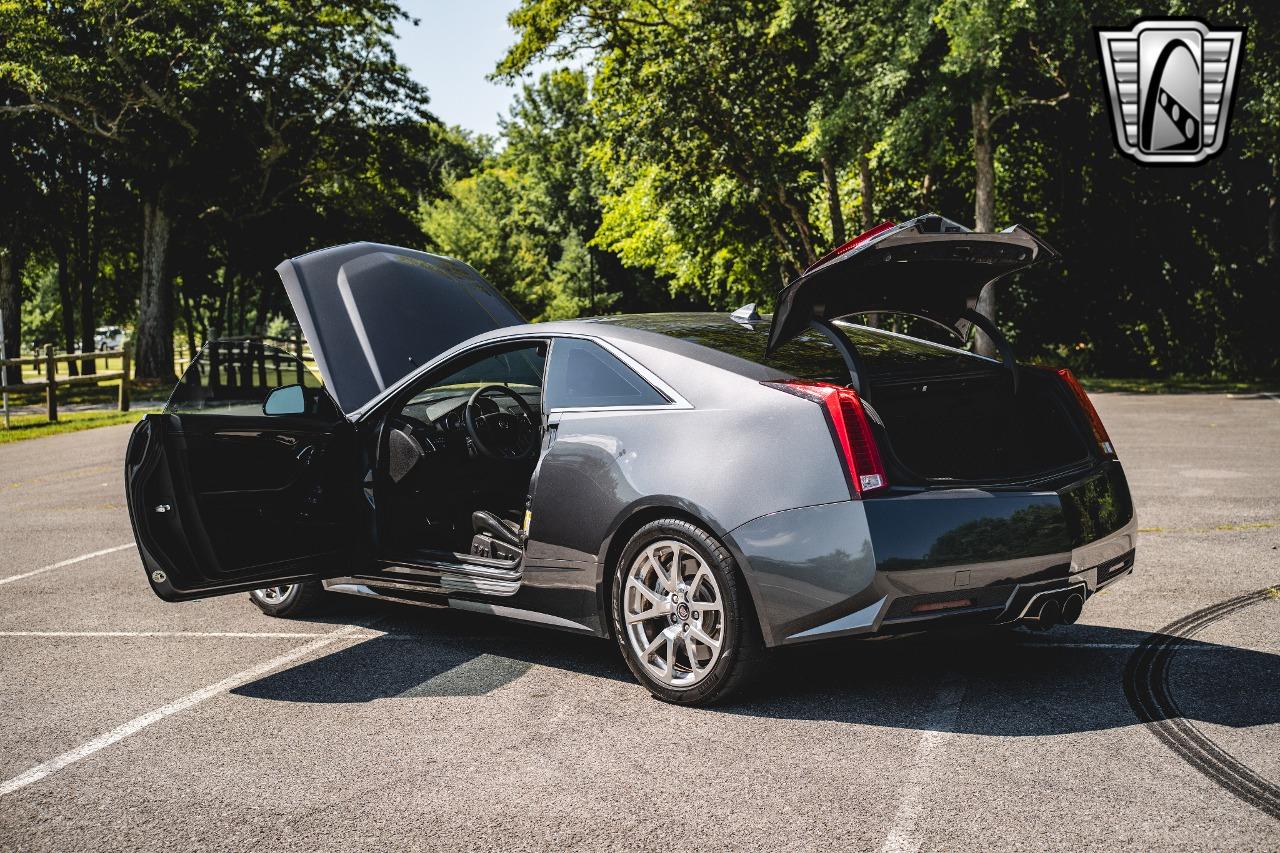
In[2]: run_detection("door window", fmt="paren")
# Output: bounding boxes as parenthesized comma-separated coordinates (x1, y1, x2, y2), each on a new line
(165, 339, 340, 422)
(398, 341, 547, 423)
(544, 338, 669, 410)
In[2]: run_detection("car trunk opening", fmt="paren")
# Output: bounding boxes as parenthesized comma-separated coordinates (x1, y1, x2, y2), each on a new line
(863, 367, 1094, 485)
(596, 312, 1097, 490)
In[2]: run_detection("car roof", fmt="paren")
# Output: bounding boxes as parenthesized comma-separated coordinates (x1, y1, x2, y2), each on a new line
(349, 311, 992, 421)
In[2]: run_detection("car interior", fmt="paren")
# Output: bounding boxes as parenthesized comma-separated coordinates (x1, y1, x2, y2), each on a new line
(379, 340, 548, 567)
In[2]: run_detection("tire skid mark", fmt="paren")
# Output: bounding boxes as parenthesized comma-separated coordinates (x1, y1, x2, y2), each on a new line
(1123, 586, 1280, 820)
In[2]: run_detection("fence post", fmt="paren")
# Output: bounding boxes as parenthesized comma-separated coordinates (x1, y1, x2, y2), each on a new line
(119, 340, 132, 412)
(45, 344, 57, 422)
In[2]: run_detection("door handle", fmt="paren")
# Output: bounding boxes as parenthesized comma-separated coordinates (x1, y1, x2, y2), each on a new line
(154, 504, 172, 514)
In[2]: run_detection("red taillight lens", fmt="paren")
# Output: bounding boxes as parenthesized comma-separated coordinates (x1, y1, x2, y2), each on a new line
(763, 379, 889, 497)
(804, 220, 898, 272)
(1055, 368, 1116, 457)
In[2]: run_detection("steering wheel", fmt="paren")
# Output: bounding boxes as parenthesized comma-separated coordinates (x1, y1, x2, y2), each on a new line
(464, 384, 538, 461)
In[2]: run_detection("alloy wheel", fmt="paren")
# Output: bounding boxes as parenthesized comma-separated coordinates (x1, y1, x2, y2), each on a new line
(623, 540, 724, 688)
(252, 585, 296, 605)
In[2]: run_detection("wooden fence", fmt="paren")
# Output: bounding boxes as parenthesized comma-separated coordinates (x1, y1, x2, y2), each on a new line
(0, 332, 315, 426)
(197, 334, 314, 394)
(0, 342, 132, 425)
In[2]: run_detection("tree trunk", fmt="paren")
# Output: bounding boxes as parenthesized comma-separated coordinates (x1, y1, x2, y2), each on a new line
(135, 192, 176, 381)
(972, 87, 998, 357)
(55, 239, 79, 376)
(78, 168, 98, 375)
(1268, 157, 1278, 257)
(775, 183, 818, 267)
(821, 157, 846, 247)
(0, 248, 25, 360)
(176, 264, 201, 360)
(858, 149, 875, 231)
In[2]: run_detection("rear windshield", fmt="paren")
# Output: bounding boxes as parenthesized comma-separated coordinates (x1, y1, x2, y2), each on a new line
(593, 313, 983, 383)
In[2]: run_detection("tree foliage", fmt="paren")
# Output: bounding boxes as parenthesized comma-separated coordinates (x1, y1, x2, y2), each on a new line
(2, 0, 1278, 382)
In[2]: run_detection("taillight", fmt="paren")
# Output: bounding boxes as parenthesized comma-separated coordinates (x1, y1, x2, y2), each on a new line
(1055, 368, 1116, 457)
(804, 220, 898, 272)
(763, 379, 889, 497)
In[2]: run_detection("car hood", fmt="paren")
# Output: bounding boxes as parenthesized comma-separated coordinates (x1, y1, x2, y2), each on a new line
(276, 243, 525, 414)
(766, 214, 1059, 354)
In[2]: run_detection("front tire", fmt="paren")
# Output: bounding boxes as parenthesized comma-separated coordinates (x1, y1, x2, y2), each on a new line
(611, 518, 763, 705)
(249, 581, 327, 617)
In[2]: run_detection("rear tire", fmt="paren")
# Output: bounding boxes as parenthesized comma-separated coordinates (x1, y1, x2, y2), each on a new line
(248, 581, 328, 617)
(610, 518, 764, 705)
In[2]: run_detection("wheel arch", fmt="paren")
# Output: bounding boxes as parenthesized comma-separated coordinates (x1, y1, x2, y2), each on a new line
(596, 497, 768, 644)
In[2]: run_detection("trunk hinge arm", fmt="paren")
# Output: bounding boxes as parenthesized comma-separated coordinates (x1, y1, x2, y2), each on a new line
(808, 317, 870, 396)
(961, 309, 1019, 394)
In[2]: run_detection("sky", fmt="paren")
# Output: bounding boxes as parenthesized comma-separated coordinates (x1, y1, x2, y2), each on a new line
(393, 1, 554, 138)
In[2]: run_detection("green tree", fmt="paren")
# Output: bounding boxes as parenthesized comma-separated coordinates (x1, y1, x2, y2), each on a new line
(1, 0, 429, 378)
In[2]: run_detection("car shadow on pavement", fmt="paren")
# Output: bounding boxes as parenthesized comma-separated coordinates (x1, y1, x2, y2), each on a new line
(232, 600, 627, 703)
(233, 598, 1279, 738)
(721, 625, 1280, 736)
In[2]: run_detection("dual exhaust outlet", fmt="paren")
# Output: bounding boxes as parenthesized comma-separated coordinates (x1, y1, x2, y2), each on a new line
(1027, 588, 1085, 630)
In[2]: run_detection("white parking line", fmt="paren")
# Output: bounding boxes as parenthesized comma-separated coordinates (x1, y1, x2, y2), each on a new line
(0, 544, 133, 587)
(0, 623, 365, 799)
(0, 630, 352, 639)
(881, 674, 968, 853)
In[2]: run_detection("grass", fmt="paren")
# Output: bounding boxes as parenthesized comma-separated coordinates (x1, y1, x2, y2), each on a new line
(1078, 376, 1280, 394)
(0, 409, 157, 444)
(2, 377, 171, 409)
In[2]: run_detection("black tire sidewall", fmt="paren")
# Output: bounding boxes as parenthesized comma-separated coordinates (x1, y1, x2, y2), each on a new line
(610, 518, 755, 705)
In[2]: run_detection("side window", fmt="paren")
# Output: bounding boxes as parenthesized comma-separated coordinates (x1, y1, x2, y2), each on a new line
(165, 339, 340, 422)
(399, 341, 546, 421)
(544, 338, 669, 410)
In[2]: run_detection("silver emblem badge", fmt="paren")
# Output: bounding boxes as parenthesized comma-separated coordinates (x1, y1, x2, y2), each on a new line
(1096, 19, 1244, 165)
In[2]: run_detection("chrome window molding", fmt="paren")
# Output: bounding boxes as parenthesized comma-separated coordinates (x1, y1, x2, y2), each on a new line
(349, 328, 694, 422)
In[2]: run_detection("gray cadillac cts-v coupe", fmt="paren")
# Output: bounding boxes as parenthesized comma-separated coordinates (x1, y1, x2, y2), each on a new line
(125, 213, 1137, 705)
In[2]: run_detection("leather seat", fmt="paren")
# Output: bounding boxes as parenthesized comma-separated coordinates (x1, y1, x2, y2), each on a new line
(472, 510, 522, 548)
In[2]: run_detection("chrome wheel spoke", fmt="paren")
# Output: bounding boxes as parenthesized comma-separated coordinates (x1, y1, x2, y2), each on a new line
(663, 632, 677, 683)
(254, 585, 295, 605)
(646, 546, 672, 590)
(689, 624, 720, 654)
(626, 605, 668, 624)
(627, 577, 665, 608)
(683, 634, 702, 673)
(694, 599, 722, 617)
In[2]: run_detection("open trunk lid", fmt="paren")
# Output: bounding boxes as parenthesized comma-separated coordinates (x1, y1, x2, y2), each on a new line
(276, 243, 525, 414)
(766, 214, 1059, 355)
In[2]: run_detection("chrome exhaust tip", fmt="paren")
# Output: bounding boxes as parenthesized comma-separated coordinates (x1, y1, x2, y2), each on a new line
(1035, 598, 1062, 630)
(1061, 593, 1084, 625)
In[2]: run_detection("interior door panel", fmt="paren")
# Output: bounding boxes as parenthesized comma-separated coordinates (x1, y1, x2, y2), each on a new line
(125, 340, 368, 601)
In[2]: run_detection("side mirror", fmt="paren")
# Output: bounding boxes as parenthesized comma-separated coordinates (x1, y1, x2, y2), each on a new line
(263, 384, 306, 416)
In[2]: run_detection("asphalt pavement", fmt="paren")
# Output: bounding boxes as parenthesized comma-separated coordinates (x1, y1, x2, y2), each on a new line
(0, 394, 1276, 851)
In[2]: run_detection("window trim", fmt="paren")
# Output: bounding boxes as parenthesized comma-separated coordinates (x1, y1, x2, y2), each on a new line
(544, 336, 690, 415)
(356, 330, 692, 423)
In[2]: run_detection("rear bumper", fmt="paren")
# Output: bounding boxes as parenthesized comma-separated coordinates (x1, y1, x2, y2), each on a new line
(727, 460, 1136, 646)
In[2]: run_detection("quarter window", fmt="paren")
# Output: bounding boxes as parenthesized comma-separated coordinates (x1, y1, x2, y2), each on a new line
(545, 338, 668, 410)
